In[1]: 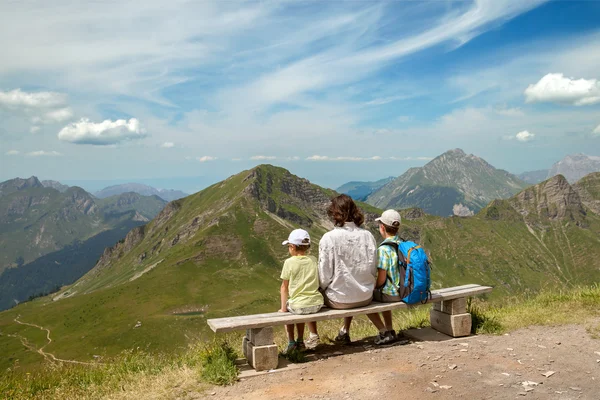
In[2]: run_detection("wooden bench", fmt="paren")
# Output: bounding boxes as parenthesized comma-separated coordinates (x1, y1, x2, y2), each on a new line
(207, 284, 493, 371)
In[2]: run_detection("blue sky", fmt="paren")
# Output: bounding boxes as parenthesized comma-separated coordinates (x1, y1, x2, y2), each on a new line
(1, 0, 599, 192)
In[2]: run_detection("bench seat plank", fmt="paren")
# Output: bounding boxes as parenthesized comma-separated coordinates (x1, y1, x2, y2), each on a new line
(207, 284, 492, 333)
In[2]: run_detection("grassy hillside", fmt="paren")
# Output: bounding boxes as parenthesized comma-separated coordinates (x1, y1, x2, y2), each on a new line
(1, 167, 599, 372)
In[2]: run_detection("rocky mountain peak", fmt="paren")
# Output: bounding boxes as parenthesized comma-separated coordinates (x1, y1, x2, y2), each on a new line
(510, 174, 585, 221)
(0, 176, 43, 196)
(548, 153, 600, 183)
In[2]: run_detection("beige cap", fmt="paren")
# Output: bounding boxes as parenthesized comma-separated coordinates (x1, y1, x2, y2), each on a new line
(375, 209, 401, 227)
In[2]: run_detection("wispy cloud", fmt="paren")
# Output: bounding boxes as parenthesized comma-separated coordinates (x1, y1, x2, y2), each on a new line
(593, 124, 600, 136)
(197, 156, 217, 162)
(0, 89, 67, 109)
(58, 118, 146, 145)
(26, 150, 62, 157)
(161, 142, 174, 148)
(250, 155, 276, 160)
(5, 150, 19, 155)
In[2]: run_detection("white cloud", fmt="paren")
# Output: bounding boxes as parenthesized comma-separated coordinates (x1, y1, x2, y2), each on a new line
(516, 130, 535, 142)
(58, 118, 146, 145)
(593, 124, 600, 136)
(197, 156, 217, 162)
(5, 150, 19, 155)
(0, 89, 67, 109)
(29, 126, 41, 133)
(504, 130, 536, 142)
(524, 73, 600, 106)
(26, 150, 62, 157)
(250, 155, 276, 160)
(161, 142, 175, 148)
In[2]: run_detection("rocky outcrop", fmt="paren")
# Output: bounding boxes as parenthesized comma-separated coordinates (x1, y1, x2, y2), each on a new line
(0, 176, 43, 197)
(244, 166, 333, 227)
(573, 172, 600, 215)
(509, 175, 586, 222)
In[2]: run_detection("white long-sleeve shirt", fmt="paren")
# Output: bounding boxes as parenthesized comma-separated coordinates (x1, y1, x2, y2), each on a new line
(318, 222, 378, 304)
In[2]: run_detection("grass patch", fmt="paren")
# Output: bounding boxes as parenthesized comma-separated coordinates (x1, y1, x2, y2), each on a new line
(280, 347, 308, 363)
(199, 342, 238, 385)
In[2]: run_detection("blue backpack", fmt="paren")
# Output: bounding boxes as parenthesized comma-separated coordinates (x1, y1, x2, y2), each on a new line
(380, 240, 432, 304)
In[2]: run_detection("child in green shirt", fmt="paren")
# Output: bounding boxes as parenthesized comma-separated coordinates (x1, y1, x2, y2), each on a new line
(279, 229, 323, 352)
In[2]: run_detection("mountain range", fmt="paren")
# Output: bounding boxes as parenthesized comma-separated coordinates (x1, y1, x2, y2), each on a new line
(1, 165, 599, 370)
(336, 177, 395, 201)
(519, 154, 600, 184)
(94, 183, 188, 202)
(365, 149, 527, 216)
(0, 176, 167, 310)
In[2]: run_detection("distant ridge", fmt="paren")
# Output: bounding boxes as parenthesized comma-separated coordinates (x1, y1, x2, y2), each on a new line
(95, 183, 188, 202)
(547, 154, 600, 183)
(366, 148, 527, 216)
(337, 177, 395, 201)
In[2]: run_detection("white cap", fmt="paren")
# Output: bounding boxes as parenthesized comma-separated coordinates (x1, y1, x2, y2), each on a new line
(282, 229, 311, 246)
(375, 209, 401, 227)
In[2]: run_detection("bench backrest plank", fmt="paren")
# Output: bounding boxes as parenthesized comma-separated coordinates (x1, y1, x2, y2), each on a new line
(207, 284, 492, 333)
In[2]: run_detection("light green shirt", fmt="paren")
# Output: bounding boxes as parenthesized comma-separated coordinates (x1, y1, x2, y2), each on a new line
(280, 255, 324, 308)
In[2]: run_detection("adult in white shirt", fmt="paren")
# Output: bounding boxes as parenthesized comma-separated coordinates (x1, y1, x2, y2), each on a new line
(318, 194, 379, 344)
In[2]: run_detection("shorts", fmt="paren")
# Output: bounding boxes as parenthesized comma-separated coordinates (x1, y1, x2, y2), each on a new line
(373, 289, 402, 303)
(287, 302, 323, 315)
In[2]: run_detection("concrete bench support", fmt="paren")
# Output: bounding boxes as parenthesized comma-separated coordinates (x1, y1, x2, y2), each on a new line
(430, 298, 471, 337)
(242, 327, 278, 371)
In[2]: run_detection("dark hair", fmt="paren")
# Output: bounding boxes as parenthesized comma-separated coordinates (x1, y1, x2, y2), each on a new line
(380, 222, 399, 235)
(327, 194, 364, 227)
(292, 238, 310, 252)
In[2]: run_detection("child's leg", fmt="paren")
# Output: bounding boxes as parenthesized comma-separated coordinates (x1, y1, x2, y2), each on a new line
(366, 313, 385, 331)
(382, 311, 393, 331)
(307, 321, 318, 335)
(296, 323, 306, 341)
(285, 324, 295, 342)
(343, 316, 353, 332)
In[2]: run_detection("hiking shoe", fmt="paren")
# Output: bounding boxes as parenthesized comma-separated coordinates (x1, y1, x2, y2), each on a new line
(285, 341, 297, 354)
(296, 340, 306, 351)
(305, 334, 320, 350)
(334, 329, 351, 345)
(374, 330, 396, 345)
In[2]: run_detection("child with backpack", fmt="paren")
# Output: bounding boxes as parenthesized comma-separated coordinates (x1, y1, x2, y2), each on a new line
(279, 228, 323, 352)
(369, 209, 431, 345)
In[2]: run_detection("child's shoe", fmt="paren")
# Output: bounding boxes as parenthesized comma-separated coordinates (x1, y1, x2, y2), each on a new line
(334, 327, 351, 345)
(305, 334, 320, 349)
(285, 341, 297, 354)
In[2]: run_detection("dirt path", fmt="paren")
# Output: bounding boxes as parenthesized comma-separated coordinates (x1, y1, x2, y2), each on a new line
(13, 316, 98, 366)
(193, 323, 600, 400)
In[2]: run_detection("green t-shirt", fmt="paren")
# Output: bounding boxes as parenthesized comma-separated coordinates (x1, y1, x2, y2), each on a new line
(280, 255, 324, 308)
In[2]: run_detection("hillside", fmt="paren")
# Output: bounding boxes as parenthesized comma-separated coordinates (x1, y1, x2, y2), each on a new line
(337, 177, 395, 201)
(1, 167, 600, 372)
(366, 149, 528, 216)
(95, 183, 188, 202)
(518, 169, 548, 184)
(0, 178, 167, 310)
(547, 153, 600, 183)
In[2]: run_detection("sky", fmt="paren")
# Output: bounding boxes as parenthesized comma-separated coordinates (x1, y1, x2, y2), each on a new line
(1, 0, 600, 193)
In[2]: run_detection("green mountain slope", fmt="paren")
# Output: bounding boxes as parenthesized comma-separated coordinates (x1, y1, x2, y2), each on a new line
(366, 149, 528, 216)
(337, 177, 395, 201)
(1, 168, 599, 371)
(0, 178, 167, 310)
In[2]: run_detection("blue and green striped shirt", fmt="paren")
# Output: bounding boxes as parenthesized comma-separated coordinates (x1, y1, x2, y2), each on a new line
(378, 236, 402, 296)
